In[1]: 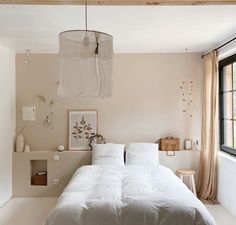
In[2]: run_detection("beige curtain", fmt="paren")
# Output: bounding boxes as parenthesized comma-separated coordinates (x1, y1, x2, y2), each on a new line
(197, 51, 219, 204)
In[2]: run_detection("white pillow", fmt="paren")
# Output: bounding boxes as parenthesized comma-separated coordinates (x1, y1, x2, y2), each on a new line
(126, 143, 159, 165)
(92, 143, 125, 165)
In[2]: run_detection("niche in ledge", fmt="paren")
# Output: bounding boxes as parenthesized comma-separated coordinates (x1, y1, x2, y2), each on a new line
(30, 160, 47, 186)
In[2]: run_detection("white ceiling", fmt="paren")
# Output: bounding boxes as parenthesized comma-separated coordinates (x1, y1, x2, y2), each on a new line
(0, 5, 236, 53)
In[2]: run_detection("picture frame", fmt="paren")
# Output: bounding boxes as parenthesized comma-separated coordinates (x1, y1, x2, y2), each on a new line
(68, 110, 97, 150)
(184, 138, 193, 150)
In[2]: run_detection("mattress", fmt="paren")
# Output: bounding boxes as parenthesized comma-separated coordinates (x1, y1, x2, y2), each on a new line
(45, 165, 216, 225)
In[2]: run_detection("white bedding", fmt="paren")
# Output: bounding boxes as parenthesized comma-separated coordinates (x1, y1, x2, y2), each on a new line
(45, 165, 216, 225)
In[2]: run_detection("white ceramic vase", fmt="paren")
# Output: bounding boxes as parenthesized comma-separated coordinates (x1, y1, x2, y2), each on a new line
(16, 134, 24, 152)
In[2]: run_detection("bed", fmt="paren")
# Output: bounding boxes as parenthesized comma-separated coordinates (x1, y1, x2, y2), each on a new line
(45, 143, 216, 225)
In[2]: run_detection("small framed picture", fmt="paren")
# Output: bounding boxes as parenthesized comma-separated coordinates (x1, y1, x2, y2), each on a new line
(184, 138, 192, 150)
(68, 110, 97, 150)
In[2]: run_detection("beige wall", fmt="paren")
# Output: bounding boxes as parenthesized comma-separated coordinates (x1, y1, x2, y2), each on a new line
(0, 45, 15, 206)
(16, 53, 202, 151)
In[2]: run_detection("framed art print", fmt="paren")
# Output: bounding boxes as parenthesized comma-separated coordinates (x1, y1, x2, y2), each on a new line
(69, 110, 97, 150)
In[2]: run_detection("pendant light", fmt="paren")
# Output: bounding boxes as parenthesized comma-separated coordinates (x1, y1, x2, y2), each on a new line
(58, 0, 113, 98)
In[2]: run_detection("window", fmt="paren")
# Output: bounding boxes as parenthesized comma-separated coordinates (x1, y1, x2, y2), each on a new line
(219, 54, 236, 156)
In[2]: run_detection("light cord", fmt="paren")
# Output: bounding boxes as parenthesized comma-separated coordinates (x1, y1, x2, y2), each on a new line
(85, 0, 88, 31)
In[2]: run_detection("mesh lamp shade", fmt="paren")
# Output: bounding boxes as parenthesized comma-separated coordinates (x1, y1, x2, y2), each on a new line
(58, 30, 113, 98)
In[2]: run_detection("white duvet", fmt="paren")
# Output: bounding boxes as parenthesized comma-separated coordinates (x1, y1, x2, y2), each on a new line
(45, 165, 216, 225)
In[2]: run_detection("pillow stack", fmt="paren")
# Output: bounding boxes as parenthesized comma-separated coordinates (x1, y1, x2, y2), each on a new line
(92, 143, 159, 166)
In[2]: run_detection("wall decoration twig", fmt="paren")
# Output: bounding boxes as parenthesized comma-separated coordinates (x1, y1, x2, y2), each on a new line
(36, 94, 55, 129)
(37, 95, 46, 103)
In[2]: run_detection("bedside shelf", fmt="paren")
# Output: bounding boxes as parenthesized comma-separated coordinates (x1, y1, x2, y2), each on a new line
(12, 150, 200, 197)
(13, 150, 92, 197)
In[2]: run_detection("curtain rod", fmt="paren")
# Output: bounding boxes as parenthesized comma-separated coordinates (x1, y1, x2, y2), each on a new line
(201, 37, 236, 58)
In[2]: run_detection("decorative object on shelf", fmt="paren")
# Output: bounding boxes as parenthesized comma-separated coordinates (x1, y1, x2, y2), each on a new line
(180, 81, 194, 118)
(36, 171, 47, 176)
(31, 172, 47, 186)
(23, 50, 36, 121)
(16, 134, 25, 152)
(57, 0, 113, 98)
(193, 140, 199, 150)
(57, 145, 65, 152)
(24, 144, 30, 152)
(184, 138, 192, 150)
(159, 136, 180, 156)
(69, 110, 97, 150)
(89, 134, 106, 150)
(159, 137, 180, 151)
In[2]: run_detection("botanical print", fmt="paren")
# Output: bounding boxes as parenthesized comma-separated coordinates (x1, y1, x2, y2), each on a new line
(72, 117, 95, 141)
(69, 111, 97, 150)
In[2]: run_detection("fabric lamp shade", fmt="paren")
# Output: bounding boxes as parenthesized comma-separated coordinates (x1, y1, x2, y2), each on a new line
(57, 30, 113, 98)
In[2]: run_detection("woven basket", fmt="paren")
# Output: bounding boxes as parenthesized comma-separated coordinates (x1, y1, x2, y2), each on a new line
(160, 137, 180, 151)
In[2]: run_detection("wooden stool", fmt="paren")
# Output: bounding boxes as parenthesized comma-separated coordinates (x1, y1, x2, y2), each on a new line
(176, 168, 197, 196)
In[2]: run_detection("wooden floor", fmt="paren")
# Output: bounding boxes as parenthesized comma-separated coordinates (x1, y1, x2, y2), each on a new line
(0, 198, 235, 225)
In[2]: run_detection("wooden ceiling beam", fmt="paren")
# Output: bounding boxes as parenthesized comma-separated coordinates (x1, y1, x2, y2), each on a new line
(0, 0, 236, 5)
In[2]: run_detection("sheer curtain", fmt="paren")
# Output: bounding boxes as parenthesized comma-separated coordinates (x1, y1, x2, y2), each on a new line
(197, 51, 219, 204)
